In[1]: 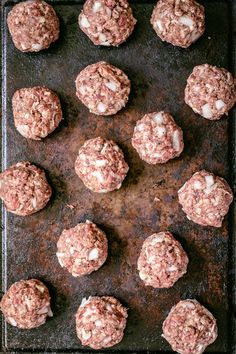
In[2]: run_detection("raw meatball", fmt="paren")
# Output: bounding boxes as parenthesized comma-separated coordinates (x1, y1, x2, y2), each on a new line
(132, 112, 184, 164)
(79, 0, 137, 46)
(150, 0, 205, 48)
(12, 87, 63, 140)
(76, 296, 127, 349)
(0, 161, 52, 216)
(185, 64, 236, 120)
(75, 137, 129, 193)
(0, 279, 53, 329)
(137, 231, 188, 288)
(178, 170, 233, 227)
(75, 61, 130, 116)
(56, 220, 108, 277)
(7, 0, 60, 52)
(162, 299, 218, 354)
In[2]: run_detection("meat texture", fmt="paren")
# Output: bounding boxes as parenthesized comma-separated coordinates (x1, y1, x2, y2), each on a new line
(0, 161, 52, 216)
(76, 296, 127, 349)
(162, 299, 218, 354)
(7, 0, 60, 52)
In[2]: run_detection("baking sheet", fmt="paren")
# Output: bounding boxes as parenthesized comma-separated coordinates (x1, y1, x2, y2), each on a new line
(1, 0, 235, 352)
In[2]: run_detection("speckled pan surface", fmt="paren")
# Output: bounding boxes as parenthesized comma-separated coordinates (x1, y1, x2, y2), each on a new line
(1, 0, 235, 352)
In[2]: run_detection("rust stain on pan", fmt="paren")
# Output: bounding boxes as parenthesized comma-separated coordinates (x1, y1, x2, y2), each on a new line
(1, 1, 232, 352)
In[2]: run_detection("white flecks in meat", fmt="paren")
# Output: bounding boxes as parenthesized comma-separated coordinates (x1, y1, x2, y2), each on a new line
(137, 231, 188, 288)
(185, 64, 236, 120)
(75, 137, 129, 193)
(56, 220, 108, 277)
(0, 279, 52, 329)
(151, 0, 205, 48)
(12, 87, 63, 140)
(7, 0, 60, 52)
(178, 170, 233, 227)
(132, 111, 184, 164)
(162, 299, 218, 354)
(75, 61, 130, 116)
(76, 296, 127, 349)
(0, 161, 52, 216)
(78, 0, 137, 46)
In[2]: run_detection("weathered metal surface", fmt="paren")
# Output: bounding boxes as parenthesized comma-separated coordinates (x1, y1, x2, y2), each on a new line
(1, 0, 234, 352)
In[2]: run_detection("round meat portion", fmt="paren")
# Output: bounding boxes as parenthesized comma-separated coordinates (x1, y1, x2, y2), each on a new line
(79, 0, 137, 47)
(75, 61, 130, 116)
(150, 0, 205, 48)
(76, 296, 127, 349)
(7, 0, 60, 52)
(12, 87, 63, 140)
(0, 279, 53, 329)
(75, 137, 129, 193)
(162, 299, 218, 354)
(0, 161, 52, 216)
(132, 112, 184, 164)
(178, 170, 233, 227)
(56, 220, 108, 277)
(185, 64, 236, 120)
(137, 231, 188, 288)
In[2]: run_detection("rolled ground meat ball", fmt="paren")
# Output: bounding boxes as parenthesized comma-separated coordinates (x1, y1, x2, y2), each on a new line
(12, 87, 63, 140)
(75, 137, 129, 193)
(185, 64, 236, 120)
(78, 0, 137, 47)
(162, 299, 218, 354)
(150, 0, 205, 48)
(56, 220, 108, 277)
(76, 296, 127, 349)
(0, 279, 53, 329)
(178, 170, 233, 227)
(75, 61, 130, 116)
(132, 112, 184, 164)
(0, 161, 52, 216)
(137, 231, 188, 288)
(7, 0, 60, 52)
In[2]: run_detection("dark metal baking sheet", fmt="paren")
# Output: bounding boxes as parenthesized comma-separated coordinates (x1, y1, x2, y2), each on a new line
(1, 0, 236, 352)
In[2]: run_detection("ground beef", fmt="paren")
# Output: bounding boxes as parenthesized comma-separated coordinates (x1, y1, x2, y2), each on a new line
(132, 111, 184, 164)
(12, 87, 63, 140)
(79, 0, 137, 46)
(0, 279, 53, 329)
(75, 137, 129, 193)
(56, 220, 108, 277)
(0, 161, 52, 216)
(185, 64, 236, 120)
(150, 0, 205, 48)
(162, 299, 218, 354)
(137, 231, 188, 288)
(178, 170, 233, 227)
(76, 296, 127, 349)
(7, 0, 60, 52)
(75, 61, 130, 116)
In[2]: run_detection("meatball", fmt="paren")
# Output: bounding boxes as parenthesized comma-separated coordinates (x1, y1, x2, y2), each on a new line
(7, 0, 60, 52)
(75, 61, 130, 116)
(137, 231, 188, 288)
(78, 0, 137, 47)
(132, 112, 184, 164)
(56, 220, 108, 277)
(162, 299, 218, 354)
(150, 0, 205, 48)
(0, 161, 52, 216)
(0, 279, 53, 329)
(178, 170, 233, 227)
(75, 137, 129, 193)
(12, 87, 63, 140)
(76, 296, 127, 349)
(185, 64, 236, 120)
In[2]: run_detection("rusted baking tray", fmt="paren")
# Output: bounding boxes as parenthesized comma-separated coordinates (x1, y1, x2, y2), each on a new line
(1, 0, 236, 352)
